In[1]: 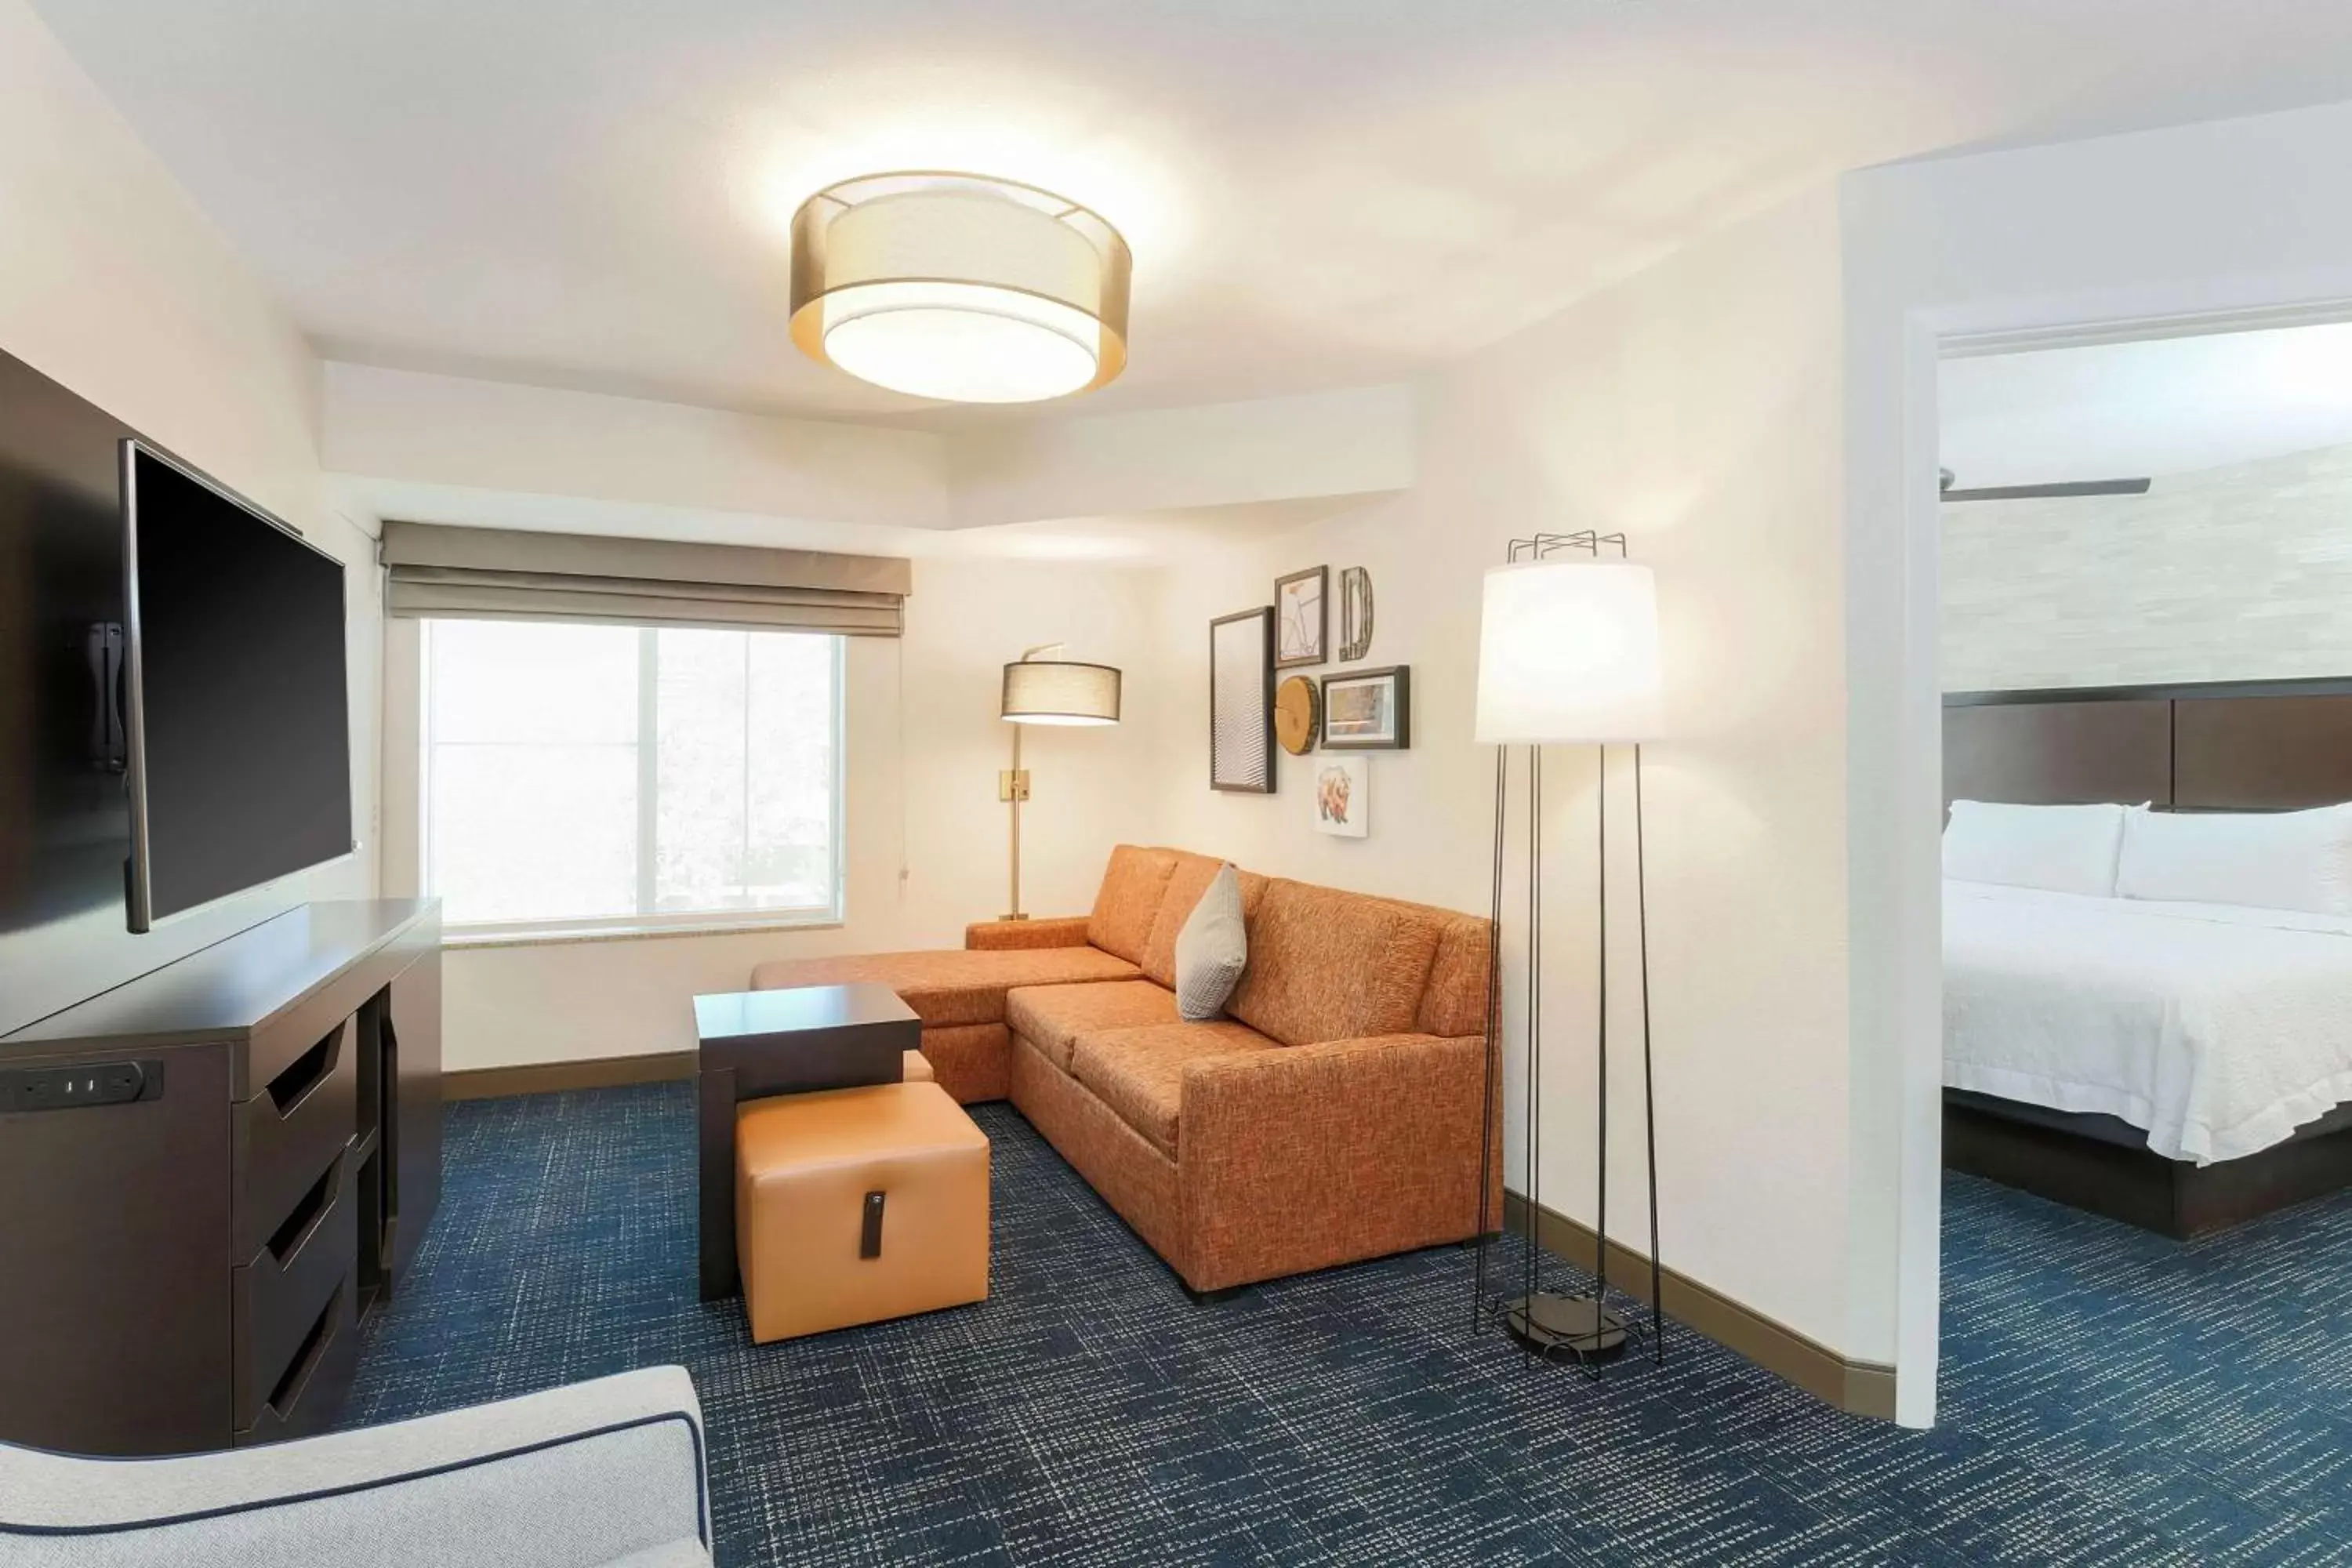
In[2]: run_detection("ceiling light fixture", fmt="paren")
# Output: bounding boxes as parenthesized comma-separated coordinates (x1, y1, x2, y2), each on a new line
(789, 172, 1131, 405)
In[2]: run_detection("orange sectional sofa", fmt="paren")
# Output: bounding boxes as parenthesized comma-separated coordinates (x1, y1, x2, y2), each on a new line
(749, 846, 1500, 1293)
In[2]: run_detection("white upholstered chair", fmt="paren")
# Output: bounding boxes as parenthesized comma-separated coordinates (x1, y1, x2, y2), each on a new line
(0, 1366, 711, 1567)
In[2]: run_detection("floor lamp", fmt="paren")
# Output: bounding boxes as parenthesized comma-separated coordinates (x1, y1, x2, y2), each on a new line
(998, 644, 1123, 920)
(1472, 532, 1666, 1368)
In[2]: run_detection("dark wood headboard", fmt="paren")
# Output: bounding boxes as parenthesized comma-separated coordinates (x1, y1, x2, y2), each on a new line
(1944, 679, 2352, 812)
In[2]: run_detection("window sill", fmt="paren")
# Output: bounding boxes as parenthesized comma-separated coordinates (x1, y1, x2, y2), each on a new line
(441, 915, 844, 951)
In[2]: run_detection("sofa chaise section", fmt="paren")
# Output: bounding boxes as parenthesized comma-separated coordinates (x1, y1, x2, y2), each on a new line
(746, 843, 1192, 1102)
(747, 945, 1138, 1102)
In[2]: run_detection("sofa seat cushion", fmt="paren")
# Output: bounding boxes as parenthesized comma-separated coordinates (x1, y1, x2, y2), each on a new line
(749, 947, 1139, 1029)
(1087, 846, 1181, 964)
(1069, 1021, 1276, 1159)
(1005, 981, 1179, 1073)
(1226, 880, 1445, 1047)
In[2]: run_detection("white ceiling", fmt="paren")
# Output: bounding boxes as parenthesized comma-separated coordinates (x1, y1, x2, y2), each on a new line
(1940, 320, 2352, 488)
(34, 0, 2352, 424)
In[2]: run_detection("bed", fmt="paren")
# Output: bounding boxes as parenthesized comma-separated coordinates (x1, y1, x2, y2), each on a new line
(1940, 681, 2352, 1236)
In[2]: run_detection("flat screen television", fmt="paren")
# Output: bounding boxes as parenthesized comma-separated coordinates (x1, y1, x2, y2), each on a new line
(122, 440, 352, 932)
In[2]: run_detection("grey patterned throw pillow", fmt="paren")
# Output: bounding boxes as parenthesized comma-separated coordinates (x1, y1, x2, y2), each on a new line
(1173, 862, 1248, 1021)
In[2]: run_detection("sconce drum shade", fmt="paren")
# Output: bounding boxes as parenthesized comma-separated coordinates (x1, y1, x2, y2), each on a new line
(1002, 659, 1122, 726)
(790, 172, 1132, 404)
(1475, 560, 1663, 743)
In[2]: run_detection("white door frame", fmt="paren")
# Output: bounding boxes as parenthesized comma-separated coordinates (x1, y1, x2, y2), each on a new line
(1878, 291, 2352, 1427)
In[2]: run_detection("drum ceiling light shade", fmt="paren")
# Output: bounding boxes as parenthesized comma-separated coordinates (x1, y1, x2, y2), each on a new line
(789, 172, 1132, 405)
(1475, 559, 1663, 744)
(1001, 659, 1122, 726)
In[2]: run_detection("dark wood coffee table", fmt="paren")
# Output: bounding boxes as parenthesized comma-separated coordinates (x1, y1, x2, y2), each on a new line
(695, 982, 920, 1300)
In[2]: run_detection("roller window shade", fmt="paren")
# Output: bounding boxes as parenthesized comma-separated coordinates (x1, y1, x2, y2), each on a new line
(379, 521, 911, 636)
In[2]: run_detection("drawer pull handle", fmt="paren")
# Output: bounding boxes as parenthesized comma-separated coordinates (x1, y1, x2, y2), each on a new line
(266, 1022, 344, 1115)
(267, 1282, 343, 1418)
(265, 1150, 346, 1265)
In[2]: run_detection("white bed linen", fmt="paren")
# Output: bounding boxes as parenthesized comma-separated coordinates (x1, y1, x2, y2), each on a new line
(1944, 879, 2352, 1163)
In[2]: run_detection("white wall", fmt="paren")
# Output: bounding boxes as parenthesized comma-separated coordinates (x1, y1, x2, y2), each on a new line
(944, 385, 1417, 527)
(383, 555, 1163, 1071)
(325, 365, 1417, 540)
(1942, 438, 2352, 691)
(1843, 94, 2352, 1426)
(325, 363, 950, 529)
(1152, 188, 1857, 1360)
(0, 0, 377, 1035)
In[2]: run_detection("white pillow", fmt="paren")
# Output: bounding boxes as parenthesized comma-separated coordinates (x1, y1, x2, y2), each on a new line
(1942, 800, 2126, 897)
(2115, 804, 2352, 914)
(1172, 863, 1248, 1021)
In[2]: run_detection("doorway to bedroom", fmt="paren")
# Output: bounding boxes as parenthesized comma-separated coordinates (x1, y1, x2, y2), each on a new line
(1931, 319, 2352, 1494)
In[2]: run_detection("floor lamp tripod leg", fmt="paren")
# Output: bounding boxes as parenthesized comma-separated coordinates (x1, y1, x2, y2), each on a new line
(1473, 744, 1508, 1334)
(1636, 742, 1664, 1364)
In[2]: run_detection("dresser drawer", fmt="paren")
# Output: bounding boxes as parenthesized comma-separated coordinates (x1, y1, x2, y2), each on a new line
(233, 1273, 359, 1448)
(232, 1149, 358, 1430)
(234, 1018, 358, 1259)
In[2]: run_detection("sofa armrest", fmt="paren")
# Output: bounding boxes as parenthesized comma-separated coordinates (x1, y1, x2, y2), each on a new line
(0, 1367, 710, 1567)
(1178, 1033, 1500, 1292)
(964, 916, 1093, 950)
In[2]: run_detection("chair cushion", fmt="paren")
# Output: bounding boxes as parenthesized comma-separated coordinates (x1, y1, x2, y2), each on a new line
(1004, 981, 1180, 1073)
(1226, 880, 1444, 1047)
(1173, 863, 1248, 1020)
(1087, 846, 1180, 964)
(1140, 851, 1268, 988)
(749, 947, 1139, 1028)
(1069, 1021, 1277, 1159)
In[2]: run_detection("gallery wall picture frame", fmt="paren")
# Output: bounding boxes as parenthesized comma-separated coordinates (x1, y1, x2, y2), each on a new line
(1312, 753, 1369, 838)
(1209, 607, 1277, 793)
(1320, 664, 1410, 750)
(1274, 565, 1329, 669)
(1338, 567, 1374, 661)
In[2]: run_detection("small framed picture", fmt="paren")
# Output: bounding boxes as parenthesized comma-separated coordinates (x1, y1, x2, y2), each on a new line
(1320, 665, 1410, 750)
(1312, 754, 1368, 838)
(1274, 566, 1328, 669)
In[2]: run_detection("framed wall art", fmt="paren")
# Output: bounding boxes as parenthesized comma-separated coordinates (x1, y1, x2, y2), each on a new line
(1312, 753, 1368, 838)
(1274, 565, 1327, 669)
(1209, 607, 1276, 792)
(1319, 665, 1410, 751)
(1338, 566, 1374, 661)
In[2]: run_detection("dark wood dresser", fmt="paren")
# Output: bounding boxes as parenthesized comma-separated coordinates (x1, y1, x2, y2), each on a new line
(0, 899, 441, 1456)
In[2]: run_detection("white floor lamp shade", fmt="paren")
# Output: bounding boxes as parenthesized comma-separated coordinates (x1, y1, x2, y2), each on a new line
(1475, 560, 1663, 744)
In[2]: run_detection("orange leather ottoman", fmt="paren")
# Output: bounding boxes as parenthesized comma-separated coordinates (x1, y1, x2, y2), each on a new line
(735, 1081, 989, 1344)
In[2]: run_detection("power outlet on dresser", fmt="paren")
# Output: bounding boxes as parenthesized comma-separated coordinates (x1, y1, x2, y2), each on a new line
(1, 1061, 162, 1112)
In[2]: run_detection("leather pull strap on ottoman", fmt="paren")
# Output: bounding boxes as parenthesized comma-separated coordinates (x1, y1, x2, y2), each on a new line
(735, 1081, 989, 1344)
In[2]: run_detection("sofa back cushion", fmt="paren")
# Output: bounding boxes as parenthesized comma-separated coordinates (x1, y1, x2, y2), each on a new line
(1227, 880, 1443, 1046)
(1088, 846, 1179, 964)
(1141, 850, 1267, 987)
(1385, 903, 1493, 1039)
(1173, 863, 1250, 1020)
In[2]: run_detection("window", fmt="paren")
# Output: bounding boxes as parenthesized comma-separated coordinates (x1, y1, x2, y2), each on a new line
(419, 619, 843, 935)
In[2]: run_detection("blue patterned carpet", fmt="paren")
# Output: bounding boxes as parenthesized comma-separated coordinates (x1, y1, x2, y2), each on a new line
(343, 1084, 2352, 1566)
